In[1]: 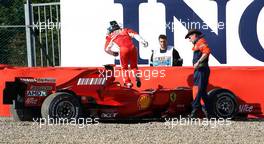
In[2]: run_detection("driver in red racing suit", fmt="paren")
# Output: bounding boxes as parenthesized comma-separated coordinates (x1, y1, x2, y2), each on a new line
(104, 21, 148, 88)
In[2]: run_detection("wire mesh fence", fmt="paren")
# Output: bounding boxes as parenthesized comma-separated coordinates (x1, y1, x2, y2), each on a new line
(0, 27, 27, 66)
(0, 0, 60, 67)
(0, 0, 26, 66)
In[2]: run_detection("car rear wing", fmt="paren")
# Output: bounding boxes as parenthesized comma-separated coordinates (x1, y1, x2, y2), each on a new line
(3, 77, 56, 105)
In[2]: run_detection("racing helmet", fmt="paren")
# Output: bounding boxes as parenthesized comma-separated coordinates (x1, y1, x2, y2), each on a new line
(108, 20, 121, 33)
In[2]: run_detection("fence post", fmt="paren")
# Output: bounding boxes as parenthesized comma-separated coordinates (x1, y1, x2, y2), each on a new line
(25, 0, 36, 67)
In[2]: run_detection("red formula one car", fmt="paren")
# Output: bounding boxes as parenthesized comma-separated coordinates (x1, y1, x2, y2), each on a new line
(3, 65, 240, 121)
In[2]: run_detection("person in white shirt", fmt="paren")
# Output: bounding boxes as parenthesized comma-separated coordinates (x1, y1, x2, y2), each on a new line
(150, 35, 183, 66)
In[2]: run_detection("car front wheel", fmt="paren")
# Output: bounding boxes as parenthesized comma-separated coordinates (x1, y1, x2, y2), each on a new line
(207, 89, 238, 119)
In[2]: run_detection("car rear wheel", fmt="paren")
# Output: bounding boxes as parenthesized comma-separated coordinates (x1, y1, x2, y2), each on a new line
(41, 92, 82, 122)
(11, 95, 40, 121)
(207, 89, 238, 119)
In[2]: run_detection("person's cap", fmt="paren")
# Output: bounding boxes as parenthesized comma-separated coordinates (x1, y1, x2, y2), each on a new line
(109, 20, 120, 33)
(185, 29, 202, 39)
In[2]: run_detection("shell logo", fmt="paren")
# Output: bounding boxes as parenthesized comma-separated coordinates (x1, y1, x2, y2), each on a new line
(138, 94, 151, 110)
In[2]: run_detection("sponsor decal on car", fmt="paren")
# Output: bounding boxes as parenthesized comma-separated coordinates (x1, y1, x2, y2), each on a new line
(138, 94, 151, 110)
(25, 97, 39, 105)
(30, 86, 53, 91)
(101, 112, 118, 118)
(77, 78, 106, 85)
(27, 90, 47, 97)
(20, 78, 55, 83)
(176, 104, 185, 108)
(239, 104, 254, 113)
(35, 78, 56, 83)
(170, 92, 177, 102)
(20, 78, 37, 83)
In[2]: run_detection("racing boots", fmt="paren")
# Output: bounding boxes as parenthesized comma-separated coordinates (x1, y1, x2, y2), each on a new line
(201, 106, 208, 118)
(188, 108, 198, 118)
(136, 77, 141, 88)
(124, 82, 133, 88)
(188, 107, 208, 118)
(124, 77, 141, 88)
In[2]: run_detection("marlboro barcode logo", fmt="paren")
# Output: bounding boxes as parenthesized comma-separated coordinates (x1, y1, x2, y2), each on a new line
(77, 78, 106, 85)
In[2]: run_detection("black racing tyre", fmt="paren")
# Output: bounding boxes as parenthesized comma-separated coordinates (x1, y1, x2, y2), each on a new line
(207, 89, 238, 119)
(10, 82, 39, 121)
(41, 92, 82, 121)
(11, 99, 40, 121)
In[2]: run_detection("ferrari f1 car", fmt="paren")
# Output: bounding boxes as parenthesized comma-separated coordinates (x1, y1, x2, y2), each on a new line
(3, 65, 241, 121)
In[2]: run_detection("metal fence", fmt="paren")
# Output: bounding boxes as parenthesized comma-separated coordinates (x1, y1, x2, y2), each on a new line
(0, 1, 60, 67)
(26, 2, 61, 67)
